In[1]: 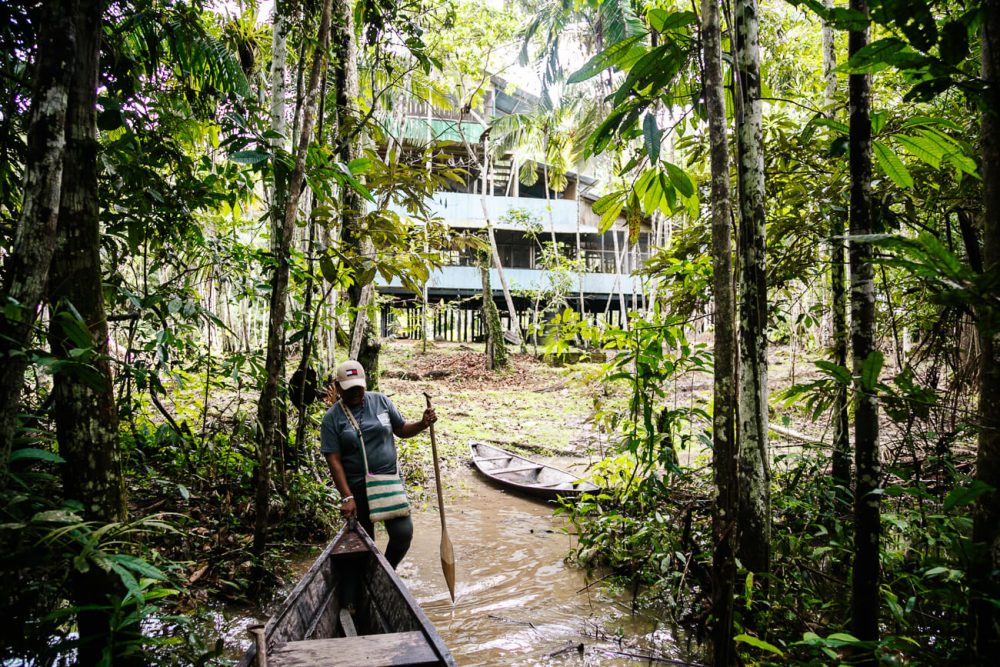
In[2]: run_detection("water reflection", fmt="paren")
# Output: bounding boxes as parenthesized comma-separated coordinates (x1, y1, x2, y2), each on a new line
(369, 472, 690, 666)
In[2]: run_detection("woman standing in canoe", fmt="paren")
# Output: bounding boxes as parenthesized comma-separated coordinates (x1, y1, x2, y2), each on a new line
(321, 359, 437, 568)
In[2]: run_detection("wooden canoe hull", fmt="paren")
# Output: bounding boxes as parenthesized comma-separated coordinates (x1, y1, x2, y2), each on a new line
(237, 522, 454, 667)
(469, 441, 601, 501)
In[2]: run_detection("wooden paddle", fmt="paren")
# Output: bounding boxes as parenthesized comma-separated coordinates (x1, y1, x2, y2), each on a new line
(424, 392, 456, 602)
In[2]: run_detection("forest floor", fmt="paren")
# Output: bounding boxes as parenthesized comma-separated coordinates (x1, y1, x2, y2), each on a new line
(375, 338, 832, 493)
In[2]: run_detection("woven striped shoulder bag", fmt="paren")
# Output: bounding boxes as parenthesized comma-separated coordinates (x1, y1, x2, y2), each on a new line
(338, 400, 411, 522)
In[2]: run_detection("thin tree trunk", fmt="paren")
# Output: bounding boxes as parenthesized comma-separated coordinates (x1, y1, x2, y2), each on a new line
(973, 2, 1000, 656)
(268, 2, 290, 209)
(543, 159, 557, 247)
(575, 179, 585, 318)
(611, 228, 628, 330)
(291, 71, 328, 472)
(703, 0, 737, 661)
(823, 0, 851, 493)
(734, 0, 770, 576)
(254, 0, 332, 557)
(0, 0, 75, 471)
(848, 0, 880, 655)
(333, 0, 381, 380)
(465, 109, 522, 346)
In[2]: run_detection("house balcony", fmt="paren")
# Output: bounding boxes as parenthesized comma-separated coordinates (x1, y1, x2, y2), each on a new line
(387, 192, 591, 235)
(380, 265, 642, 298)
(379, 192, 646, 301)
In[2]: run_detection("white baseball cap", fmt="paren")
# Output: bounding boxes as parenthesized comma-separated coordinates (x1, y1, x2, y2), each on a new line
(335, 360, 367, 391)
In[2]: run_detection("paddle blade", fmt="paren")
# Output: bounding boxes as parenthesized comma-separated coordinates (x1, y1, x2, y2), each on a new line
(440, 531, 456, 603)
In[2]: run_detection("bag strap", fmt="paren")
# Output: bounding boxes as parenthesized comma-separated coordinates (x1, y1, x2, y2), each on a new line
(336, 399, 370, 476)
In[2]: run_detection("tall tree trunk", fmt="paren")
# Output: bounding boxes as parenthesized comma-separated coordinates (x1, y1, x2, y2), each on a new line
(848, 0, 880, 654)
(0, 0, 75, 471)
(268, 1, 290, 208)
(46, 2, 133, 662)
(466, 109, 522, 346)
(49, 0, 122, 526)
(823, 0, 851, 494)
(734, 0, 770, 576)
(292, 73, 328, 470)
(254, 0, 332, 557)
(332, 0, 381, 381)
(973, 1, 1000, 656)
(703, 0, 737, 661)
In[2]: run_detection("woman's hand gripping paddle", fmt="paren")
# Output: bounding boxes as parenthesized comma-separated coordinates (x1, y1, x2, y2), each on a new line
(425, 392, 456, 602)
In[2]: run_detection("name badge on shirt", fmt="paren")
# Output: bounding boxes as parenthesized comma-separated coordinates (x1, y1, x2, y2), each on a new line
(377, 412, 391, 428)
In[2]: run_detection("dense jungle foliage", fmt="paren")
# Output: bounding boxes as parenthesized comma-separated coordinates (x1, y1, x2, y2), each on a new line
(1, 0, 999, 664)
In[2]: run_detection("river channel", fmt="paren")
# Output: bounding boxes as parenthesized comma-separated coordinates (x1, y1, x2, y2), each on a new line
(367, 464, 691, 666)
(223, 463, 695, 665)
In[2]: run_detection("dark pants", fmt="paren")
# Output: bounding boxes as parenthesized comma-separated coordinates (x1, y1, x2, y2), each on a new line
(351, 483, 413, 568)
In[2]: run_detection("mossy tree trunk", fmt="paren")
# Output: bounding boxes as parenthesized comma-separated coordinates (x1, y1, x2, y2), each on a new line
(480, 263, 508, 371)
(702, 0, 737, 661)
(734, 0, 771, 578)
(973, 1, 1000, 656)
(46, 1, 134, 661)
(0, 0, 74, 472)
(848, 0, 881, 656)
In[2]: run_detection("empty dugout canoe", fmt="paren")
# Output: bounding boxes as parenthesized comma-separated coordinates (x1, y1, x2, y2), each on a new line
(469, 441, 601, 501)
(237, 521, 455, 667)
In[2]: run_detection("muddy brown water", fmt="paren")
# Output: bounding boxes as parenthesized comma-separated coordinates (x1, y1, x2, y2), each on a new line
(222, 464, 695, 666)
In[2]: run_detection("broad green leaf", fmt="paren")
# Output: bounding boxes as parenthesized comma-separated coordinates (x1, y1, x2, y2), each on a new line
(229, 150, 269, 165)
(940, 19, 970, 66)
(347, 157, 372, 174)
(943, 480, 994, 511)
(319, 256, 340, 284)
(594, 192, 626, 232)
(665, 162, 695, 198)
(107, 554, 170, 581)
(871, 111, 885, 134)
(734, 634, 784, 657)
(845, 38, 906, 71)
(567, 34, 647, 84)
(900, 116, 962, 131)
(859, 350, 884, 392)
(894, 134, 944, 169)
(635, 169, 660, 212)
(813, 117, 849, 135)
(613, 43, 684, 108)
(9, 448, 65, 464)
(31, 509, 83, 524)
(55, 311, 94, 349)
(658, 172, 677, 215)
(873, 141, 913, 189)
(786, 0, 869, 30)
(913, 128, 979, 176)
(647, 10, 697, 33)
(643, 113, 661, 163)
(815, 360, 852, 384)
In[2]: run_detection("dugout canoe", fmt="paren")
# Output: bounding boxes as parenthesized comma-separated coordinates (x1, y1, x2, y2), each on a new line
(469, 441, 601, 501)
(237, 521, 455, 667)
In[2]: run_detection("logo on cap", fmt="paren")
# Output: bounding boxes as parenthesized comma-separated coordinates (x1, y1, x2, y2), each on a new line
(346, 369, 359, 377)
